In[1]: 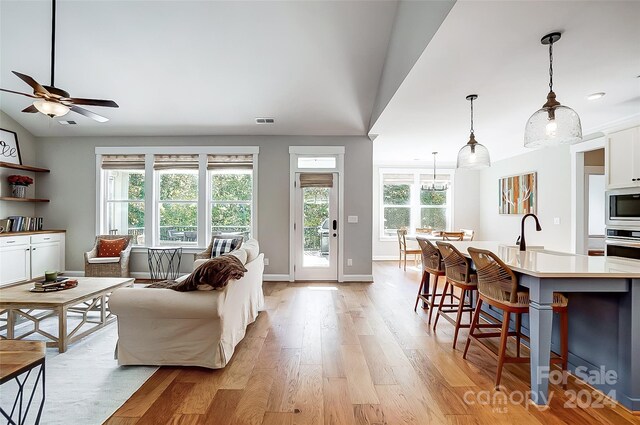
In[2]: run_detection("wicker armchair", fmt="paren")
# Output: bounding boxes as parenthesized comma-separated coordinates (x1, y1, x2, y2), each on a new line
(84, 235, 133, 277)
(195, 234, 245, 260)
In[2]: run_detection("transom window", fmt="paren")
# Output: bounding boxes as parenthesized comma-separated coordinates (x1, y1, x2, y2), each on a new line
(98, 150, 257, 247)
(380, 170, 452, 237)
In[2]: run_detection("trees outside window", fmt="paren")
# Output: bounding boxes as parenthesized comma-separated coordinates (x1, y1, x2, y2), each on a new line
(211, 170, 252, 238)
(380, 170, 451, 237)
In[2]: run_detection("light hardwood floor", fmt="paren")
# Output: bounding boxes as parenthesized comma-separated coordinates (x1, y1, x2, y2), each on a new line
(106, 262, 640, 425)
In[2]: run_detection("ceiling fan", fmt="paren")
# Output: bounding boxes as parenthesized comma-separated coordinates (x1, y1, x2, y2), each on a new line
(0, 0, 118, 122)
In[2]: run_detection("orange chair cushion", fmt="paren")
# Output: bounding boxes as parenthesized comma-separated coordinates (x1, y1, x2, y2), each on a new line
(97, 238, 127, 258)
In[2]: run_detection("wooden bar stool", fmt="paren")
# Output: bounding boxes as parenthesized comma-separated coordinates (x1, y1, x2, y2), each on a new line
(414, 238, 450, 324)
(397, 229, 421, 271)
(464, 248, 569, 389)
(433, 242, 496, 349)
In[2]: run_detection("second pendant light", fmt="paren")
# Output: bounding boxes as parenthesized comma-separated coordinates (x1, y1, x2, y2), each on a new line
(457, 94, 490, 169)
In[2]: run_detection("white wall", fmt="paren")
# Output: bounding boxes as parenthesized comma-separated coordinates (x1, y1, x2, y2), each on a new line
(34, 135, 373, 277)
(371, 163, 480, 260)
(477, 145, 572, 251)
(0, 111, 39, 219)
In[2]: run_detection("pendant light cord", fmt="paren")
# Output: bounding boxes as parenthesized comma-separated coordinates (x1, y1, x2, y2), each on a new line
(432, 153, 436, 182)
(469, 97, 474, 134)
(51, 0, 56, 86)
(548, 40, 553, 93)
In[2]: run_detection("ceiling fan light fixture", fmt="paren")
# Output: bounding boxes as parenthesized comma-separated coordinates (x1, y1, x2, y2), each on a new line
(457, 94, 490, 169)
(33, 99, 69, 117)
(524, 32, 582, 148)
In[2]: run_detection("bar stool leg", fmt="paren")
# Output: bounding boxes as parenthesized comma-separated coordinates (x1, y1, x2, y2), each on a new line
(495, 310, 511, 389)
(452, 288, 467, 349)
(433, 280, 450, 331)
(414, 271, 429, 312)
(427, 275, 439, 325)
(463, 298, 483, 359)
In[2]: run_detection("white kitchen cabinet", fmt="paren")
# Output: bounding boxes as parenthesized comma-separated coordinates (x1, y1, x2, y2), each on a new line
(0, 236, 31, 285)
(606, 126, 640, 189)
(0, 232, 65, 287)
(31, 243, 61, 280)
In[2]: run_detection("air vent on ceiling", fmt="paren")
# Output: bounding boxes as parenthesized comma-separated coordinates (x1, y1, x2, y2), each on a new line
(255, 117, 275, 124)
(58, 120, 77, 125)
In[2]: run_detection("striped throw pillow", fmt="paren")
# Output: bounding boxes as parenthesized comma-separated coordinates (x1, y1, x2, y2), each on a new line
(211, 238, 240, 258)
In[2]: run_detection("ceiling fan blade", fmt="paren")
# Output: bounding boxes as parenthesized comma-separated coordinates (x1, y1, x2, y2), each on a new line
(0, 88, 39, 99)
(70, 105, 109, 122)
(22, 105, 38, 113)
(12, 71, 50, 95)
(65, 98, 119, 108)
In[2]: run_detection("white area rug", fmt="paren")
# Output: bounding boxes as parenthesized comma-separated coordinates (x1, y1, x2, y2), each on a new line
(1, 324, 157, 425)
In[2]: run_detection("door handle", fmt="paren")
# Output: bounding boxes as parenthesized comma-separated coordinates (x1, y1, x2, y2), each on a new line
(332, 220, 337, 231)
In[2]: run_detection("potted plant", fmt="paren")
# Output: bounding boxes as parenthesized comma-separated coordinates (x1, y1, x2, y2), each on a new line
(7, 175, 34, 198)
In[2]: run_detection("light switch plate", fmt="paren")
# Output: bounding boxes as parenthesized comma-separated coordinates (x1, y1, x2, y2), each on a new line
(347, 216, 358, 223)
(347, 259, 353, 266)
(553, 217, 561, 225)
(264, 258, 270, 266)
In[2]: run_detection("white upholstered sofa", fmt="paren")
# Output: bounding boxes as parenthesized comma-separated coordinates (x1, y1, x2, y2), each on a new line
(109, 239, 264, 369)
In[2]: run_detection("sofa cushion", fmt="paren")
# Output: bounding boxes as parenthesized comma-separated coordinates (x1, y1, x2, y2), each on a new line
(97, 238, 127, 257)
(242, 239, 260, 263)
(211, 238, 242, 258)
(229, 248, 248, 265)
(176, 254, 248, 291)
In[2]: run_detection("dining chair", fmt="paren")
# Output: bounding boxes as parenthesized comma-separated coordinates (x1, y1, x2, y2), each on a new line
(397, 229, 421, 271)
(442, 231, 465, 241)
(460, 229, 475, 241)
(465, 248, 569, 389)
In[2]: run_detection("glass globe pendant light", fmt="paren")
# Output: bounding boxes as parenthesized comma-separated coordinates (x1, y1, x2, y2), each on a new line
(524, 32, 582, 148)
(422, 152, 448, 192)
(457, 94, 490, 169)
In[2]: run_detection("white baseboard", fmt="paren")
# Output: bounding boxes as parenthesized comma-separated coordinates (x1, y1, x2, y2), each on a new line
(263, 274, 291, 282)
(372, 256, 398, 261)
(342, 274, 374, 282)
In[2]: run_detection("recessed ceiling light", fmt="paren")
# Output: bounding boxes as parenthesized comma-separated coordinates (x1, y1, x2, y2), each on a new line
(587, 92, 606, 101)
(58, 120, 77, 125)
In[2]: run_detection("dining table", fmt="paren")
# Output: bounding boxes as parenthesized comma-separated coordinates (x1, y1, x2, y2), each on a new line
(415, 238, 640, 411)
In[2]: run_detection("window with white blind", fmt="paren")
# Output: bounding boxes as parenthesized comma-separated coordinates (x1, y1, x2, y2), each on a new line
(380, 169, 452, 237)
(97, 148, 258, 247)
(208, 155, 253, 239)
(155, 154, 200, 244)
(101, 155, 146, 244)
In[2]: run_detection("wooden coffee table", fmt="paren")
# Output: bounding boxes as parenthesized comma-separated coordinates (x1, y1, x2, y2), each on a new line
(0, 277, 134, 352)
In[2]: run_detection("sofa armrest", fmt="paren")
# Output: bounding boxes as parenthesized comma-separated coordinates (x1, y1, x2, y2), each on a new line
(110, 287, 223, 319)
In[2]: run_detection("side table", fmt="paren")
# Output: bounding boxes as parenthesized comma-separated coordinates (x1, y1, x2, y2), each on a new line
(0, 340, 46, 425)
(147, 246, 182, 281)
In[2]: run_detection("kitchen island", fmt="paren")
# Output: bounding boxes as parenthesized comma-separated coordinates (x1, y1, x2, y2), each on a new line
(418, 239, 640, 411)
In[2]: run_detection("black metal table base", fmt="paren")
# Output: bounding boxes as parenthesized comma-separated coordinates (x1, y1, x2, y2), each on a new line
(147, 247, 183, 281)
(1, 361, 45, 425)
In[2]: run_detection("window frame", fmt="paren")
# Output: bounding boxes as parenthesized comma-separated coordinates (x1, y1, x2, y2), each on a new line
(103, 169, 146, 243)
(96, 147, 259, 252)
(378, 168, 454, 241)
(209, 168, 254, 239)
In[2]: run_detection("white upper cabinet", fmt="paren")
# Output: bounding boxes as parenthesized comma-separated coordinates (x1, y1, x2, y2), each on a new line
(606, 126, 640, 189)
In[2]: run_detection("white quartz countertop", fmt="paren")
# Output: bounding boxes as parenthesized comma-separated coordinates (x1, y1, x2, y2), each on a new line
(441, 241, 640, 278)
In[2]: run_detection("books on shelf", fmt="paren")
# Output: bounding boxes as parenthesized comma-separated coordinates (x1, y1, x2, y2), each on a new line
(4, 216, 44, 232)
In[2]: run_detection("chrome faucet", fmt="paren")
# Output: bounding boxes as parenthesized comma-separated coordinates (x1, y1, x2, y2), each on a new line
(517, 213, 542, 252)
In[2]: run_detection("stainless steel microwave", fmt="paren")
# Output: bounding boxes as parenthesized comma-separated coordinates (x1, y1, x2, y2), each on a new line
(606, 188, 640, 226)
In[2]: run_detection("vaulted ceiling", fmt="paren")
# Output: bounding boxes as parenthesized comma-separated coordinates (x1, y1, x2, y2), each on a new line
(0, 0, 401, 137)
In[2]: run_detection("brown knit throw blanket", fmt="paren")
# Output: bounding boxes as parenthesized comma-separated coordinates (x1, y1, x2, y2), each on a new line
(146, 254, 247, 291)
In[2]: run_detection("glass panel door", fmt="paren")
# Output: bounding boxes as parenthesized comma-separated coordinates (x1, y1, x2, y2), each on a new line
(294, 173, 338, 280)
